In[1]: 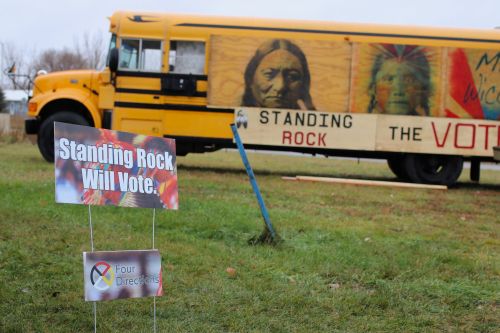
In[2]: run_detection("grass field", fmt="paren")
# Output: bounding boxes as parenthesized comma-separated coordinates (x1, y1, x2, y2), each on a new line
(0, 142, 499, 332)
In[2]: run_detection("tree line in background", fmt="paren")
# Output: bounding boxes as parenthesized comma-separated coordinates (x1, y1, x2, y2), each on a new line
(0, 88, 5, 113)
(1, 31, 107, 90)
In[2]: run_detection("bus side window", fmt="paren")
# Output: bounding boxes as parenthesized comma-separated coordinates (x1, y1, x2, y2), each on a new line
(106, 34, 117, 67)
(119, 39, 140, 70)
(169, 41, 205, 74)
(141, 40, 162, 71)
(119, 39, 162, 71)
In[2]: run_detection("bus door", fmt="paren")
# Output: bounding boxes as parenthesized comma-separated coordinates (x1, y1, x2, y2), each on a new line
(113, 38, 164, 136)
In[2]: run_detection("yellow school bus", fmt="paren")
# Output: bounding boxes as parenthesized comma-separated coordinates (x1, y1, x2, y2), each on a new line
(26, 11, 500, 186)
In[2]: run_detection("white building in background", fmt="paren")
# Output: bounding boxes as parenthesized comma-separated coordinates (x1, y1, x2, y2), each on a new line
(3, 89, 30, 115)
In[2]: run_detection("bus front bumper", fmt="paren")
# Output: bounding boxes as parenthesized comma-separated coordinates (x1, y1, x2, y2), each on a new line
(25, 118, 40, 135)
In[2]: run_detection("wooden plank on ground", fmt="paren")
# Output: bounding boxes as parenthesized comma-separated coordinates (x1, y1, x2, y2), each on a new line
(283, 175, 447, 190)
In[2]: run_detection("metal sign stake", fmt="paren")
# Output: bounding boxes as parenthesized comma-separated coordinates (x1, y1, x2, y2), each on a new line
(152, 208, 157, 333)
(88, 205, 97, 333)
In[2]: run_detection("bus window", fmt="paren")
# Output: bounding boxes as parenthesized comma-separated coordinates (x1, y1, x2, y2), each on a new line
(169, 41, 205, 75)
(106, 34, 117, 67)
(118, 39, 162, 71)
(141, 40, 162, 71)
(119, 39, 140, 70)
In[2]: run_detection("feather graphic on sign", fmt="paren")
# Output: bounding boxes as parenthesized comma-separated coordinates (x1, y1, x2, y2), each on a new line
(447, 49, 484, 119)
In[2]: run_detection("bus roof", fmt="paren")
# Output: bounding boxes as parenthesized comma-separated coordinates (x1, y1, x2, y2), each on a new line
(110, 11, 500, 47)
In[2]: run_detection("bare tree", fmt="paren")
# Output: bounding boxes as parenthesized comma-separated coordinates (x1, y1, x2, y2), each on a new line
(0, 87, 6, 113)
(30, 31, 106, 73)
(32, 48, 88, 73)
(1, 31, 107, 90)
(75, 31, 107, 70)
(0, 41, 34, 90)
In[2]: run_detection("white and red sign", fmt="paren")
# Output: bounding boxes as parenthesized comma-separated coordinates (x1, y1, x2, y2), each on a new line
(235, 108, 499, 157)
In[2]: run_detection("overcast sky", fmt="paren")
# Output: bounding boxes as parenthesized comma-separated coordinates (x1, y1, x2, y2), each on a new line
(1, 0, 499, 55)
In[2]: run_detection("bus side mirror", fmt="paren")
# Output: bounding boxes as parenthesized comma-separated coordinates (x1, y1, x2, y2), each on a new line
(108, 48, 119, 73)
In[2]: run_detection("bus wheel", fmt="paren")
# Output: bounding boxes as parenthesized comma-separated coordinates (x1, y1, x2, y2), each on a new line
(37, 112, 90, 162)
(403, 154, 463, 186)
(387, 156, 409, 181)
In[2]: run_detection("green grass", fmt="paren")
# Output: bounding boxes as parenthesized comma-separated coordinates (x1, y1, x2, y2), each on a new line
(0, 142, 499, 332)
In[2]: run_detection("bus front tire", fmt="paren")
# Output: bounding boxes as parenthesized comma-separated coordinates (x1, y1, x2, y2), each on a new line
(37, 112, 90, 162)
(403, 154, 463, 187)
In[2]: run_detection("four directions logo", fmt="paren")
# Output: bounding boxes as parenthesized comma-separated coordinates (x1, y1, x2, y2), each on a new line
(84, 250, 163, 301)
(90, 261, 115, 291)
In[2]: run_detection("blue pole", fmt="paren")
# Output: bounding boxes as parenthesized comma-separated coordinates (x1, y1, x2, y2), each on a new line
(230, 124, 277, 239)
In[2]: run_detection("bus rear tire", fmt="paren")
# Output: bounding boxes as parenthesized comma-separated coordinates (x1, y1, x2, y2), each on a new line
(37, 111, 90, 162)
(403, 154, 463, 187)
